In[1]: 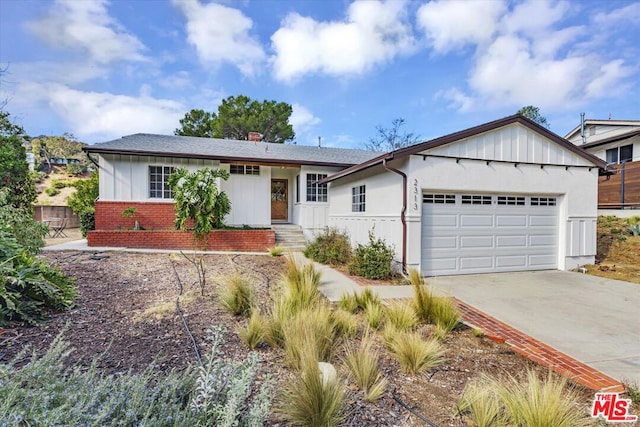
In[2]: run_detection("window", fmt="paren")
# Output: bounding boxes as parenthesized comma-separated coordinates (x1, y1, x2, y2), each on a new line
(606, 145, 633, 164)
(531, 197, 556, 206)
(461, 195, 492, 205)
(423, 194, 455, 204)
(230, 164, 260, 175)
(352, 185, 366, 212)
(497, 196, 525, 206)
(306, 173, 328, 202)
(295, 175, 300, 203)
(149, 166, 174, 199)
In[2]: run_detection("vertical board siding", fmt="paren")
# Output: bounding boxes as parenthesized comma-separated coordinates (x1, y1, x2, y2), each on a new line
(566, 217, 596, 257)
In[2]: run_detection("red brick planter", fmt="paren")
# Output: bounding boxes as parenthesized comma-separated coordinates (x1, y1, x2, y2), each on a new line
(87, 229, 275, 252)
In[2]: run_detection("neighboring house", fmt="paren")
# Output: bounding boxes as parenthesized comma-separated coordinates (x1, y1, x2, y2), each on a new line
(25, 152, 35, 171)
(84, 115, 605, 276)
(565, 119, 640, 208)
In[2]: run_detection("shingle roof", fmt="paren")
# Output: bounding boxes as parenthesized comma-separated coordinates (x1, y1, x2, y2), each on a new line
(84, 133, 378, 167)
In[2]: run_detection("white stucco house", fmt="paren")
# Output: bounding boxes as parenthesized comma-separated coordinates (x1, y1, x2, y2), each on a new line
(85, 114, 605, 276)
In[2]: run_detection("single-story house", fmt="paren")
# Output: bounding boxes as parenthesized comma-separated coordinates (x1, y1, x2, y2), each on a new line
(84, 114, 606, 276)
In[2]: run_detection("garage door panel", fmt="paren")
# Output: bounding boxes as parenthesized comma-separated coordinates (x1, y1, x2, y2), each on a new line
(428, 214, 457, 227)
(496, 235, 527, 247)
(429, 236, 458, 249)
(460, 215, 493, 227)
(460, 236, 494, 248)
(496, 215, 527, 227)
(422, 194, 558, 276)
(496, 255, 527, 268)
(460, 257, 493, 270)
(530, 215, 557, 227)
(529, 235, 556, 246)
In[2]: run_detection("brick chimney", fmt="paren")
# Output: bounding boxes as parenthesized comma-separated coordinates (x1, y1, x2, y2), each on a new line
(248, 132, 261, 142)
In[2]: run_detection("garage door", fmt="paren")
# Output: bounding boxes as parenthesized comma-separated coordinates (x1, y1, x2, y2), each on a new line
(421, 193, 558, 276)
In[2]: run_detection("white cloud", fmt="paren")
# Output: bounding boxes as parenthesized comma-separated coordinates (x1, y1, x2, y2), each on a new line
(290, 103, 321, 133)
(271, 0, 415, 82)
(420, 0, 635, 112)
(593, 2, 640, 26)
(172, 0, 266, 76)
(416, 0, 506, 53)
(26, 0, 146, 64)
(42, 84, 184, 139)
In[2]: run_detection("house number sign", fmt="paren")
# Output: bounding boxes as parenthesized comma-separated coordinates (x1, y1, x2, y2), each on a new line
(413, 179, 419, 211)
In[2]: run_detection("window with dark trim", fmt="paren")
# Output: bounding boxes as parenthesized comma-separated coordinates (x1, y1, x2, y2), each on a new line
(352, 185, 366, 212)
(606, 144, 633, 164)
(497, 196, 525, 206)
(295, 175, 300, 203)
(149, 166, 174, 199)
(423, 194, 455, 204)
(230, 164, 260, 175)
(530, 197, 556, 206)
(306, 173, 327, 202)
(461, 195, 492, 205)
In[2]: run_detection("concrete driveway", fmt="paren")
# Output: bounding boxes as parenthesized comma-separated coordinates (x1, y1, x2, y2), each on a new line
(429, 270, 640, 384)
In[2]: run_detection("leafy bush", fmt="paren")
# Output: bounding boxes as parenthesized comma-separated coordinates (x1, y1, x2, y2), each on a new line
(304, 228, 352, 265)
(348, 231, 395, 280)
(169, 167, 231, 240)
(0, 229, 77, 325)
(51, 179, 69, 189)
(218, 272, 255, 316)
(44, 187, 60, 196)
(66, 162, 84, 175)
(78, 209, 95, 237)
(67, 171, 98, 215)
(0, 189, 48, 254)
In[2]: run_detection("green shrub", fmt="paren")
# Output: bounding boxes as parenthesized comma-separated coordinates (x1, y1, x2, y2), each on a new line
(348, 231, 395, 280)
(78, 209, 95, 237)
(0, 229, 77, 325)
(0, 189, 48, 254)
(68, 171, 98, 215)
(66, 162, 84, 175)
(304, 228, 352, 265)
(218, 272, 255, 316)
(51, 179, 68, 189)
(44, 187, 60, 196)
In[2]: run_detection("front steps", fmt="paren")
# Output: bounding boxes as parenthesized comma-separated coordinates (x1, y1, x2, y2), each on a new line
(272, 224, 307, 251)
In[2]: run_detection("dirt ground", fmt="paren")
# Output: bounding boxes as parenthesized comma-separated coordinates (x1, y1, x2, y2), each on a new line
(0, 251, 609, 425)
(587, 216, 640, 284)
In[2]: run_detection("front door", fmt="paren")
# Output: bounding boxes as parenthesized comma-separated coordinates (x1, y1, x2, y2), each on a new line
(271, 179, 288, 221)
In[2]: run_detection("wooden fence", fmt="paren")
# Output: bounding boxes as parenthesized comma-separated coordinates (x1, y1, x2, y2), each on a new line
(34, 206, 80, 228)
(598, 160, 640, 209)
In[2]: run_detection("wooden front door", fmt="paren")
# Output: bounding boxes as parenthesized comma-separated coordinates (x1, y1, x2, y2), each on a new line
(271, 179, 288, 221)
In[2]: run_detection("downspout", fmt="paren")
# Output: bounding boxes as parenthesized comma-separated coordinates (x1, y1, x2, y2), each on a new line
(621, 161, 626, 209)
(382, 157, 407, 274)
(86, 152, 100, 169)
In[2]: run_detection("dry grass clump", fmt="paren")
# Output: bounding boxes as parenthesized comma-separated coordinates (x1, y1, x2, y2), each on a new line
(282, 306, 336, 369)
(388, 330, 445, 374)
(458, 370, 589, 427)
(279, 352, 346, 427)
(364, 301, 385, 329)
(338, 292, 359, 313)
(431, 296, 460, 334)
(331, 309, 359, 338)
(385, 301, 418, 331)
(343, 333, 387, 402)
(218, 272, 255, 316)
(268, 245, 284, 256)
(237, 310, 265, 349)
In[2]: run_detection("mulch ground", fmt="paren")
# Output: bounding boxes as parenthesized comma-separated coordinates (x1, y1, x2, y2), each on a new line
(0, 251, 611, 426)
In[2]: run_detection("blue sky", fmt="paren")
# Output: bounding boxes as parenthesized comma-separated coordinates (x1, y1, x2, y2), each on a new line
(1, 0, 638, 148)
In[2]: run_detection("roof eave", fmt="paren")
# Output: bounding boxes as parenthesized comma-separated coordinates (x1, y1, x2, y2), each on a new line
(83, 146, 360, 168)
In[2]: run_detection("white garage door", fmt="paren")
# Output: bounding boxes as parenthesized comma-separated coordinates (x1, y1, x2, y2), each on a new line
(421, 193, 558, 276)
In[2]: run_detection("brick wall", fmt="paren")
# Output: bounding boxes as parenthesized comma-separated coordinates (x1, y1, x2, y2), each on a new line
(87, 229, 276, 252)
(94, 201, 178, 230)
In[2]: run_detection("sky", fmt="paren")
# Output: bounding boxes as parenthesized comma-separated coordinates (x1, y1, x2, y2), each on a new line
(0, 0, 639, 148)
